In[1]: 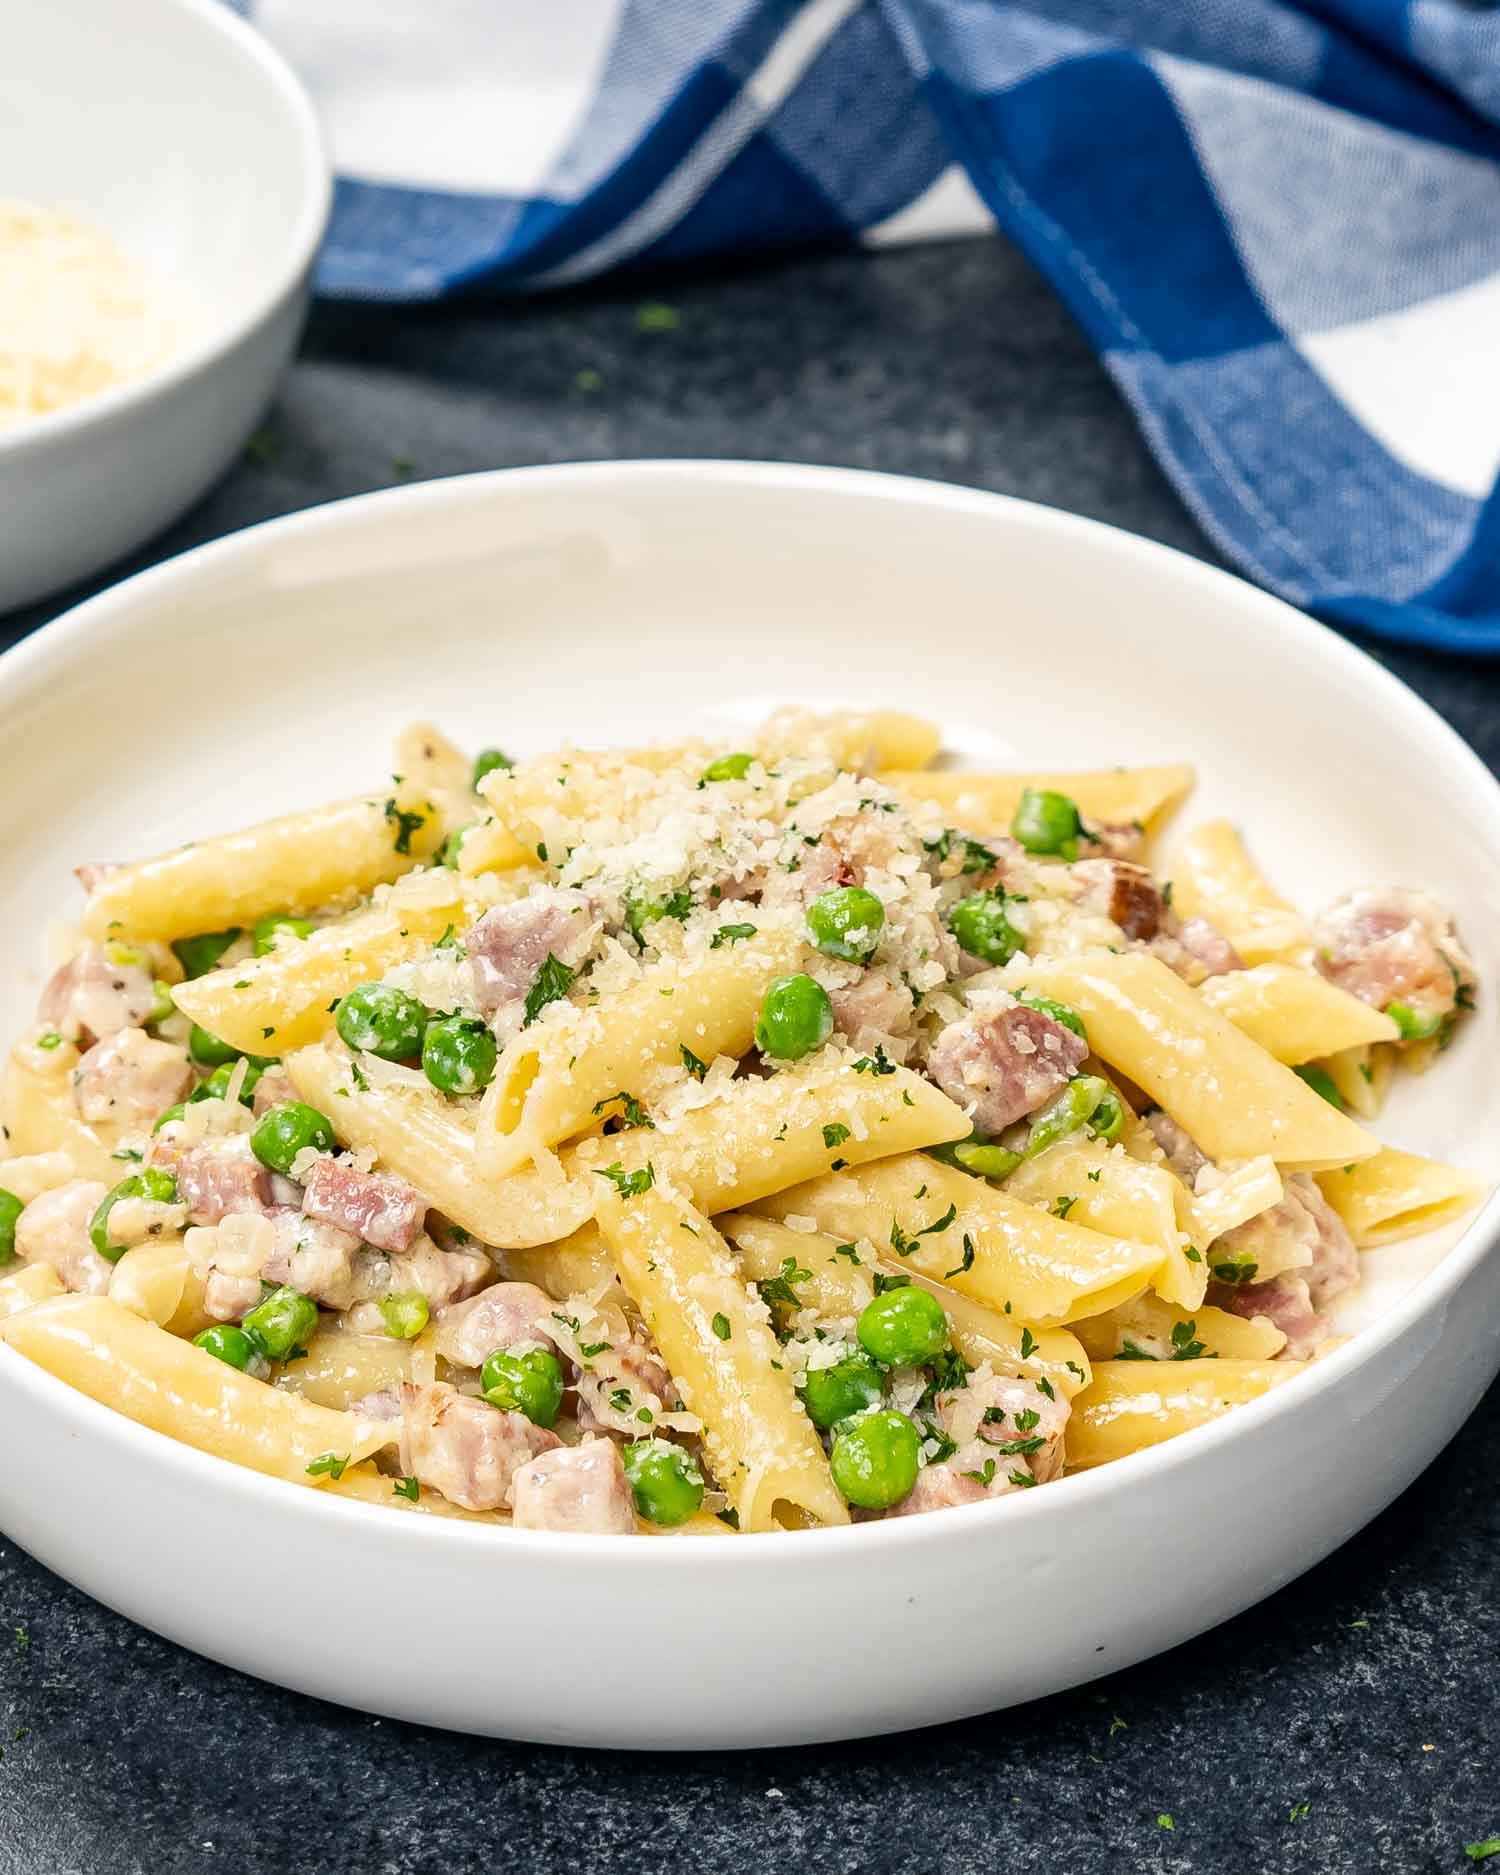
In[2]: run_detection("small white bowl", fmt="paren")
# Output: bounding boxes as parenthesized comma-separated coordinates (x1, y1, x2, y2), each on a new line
(2, 462, 1498, 1747)
(0, 0, 327, 612)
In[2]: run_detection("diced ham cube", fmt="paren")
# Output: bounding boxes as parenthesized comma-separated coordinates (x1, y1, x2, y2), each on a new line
(14, 1179, 112, 1295)
(927, 1001, 1087, 1134)
(1070, 859, 1164, 940)
(431, 1280, 559, 1370)
(1314, 887, 1472, 1031)
(157, 1134, 272, 1226)
(399, 1381, 560, 1511)
(262, 1208, 363, 1312)
(466, 889, 598, 1018)
(301, 1157, 425, 1253)
(1213, 1174, 1359, 1358)
(73, 1028, 192, 1130)
(38, 944, 156, 1045)
(510, 1439, 637, 1534)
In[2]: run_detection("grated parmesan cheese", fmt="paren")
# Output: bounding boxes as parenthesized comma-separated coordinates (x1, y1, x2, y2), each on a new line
(0, 199, 192, 428)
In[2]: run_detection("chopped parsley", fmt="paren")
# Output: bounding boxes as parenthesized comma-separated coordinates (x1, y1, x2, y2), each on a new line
(592, 1090, 654, 1130)
(1051, 1194, 1077, 1219)
(680, 1045, 708, 1081)
(1465, 1842, 1500, 1863)
(924, 829, 998, 875)
(711, 1312, 732, 1341)
(1156, 1815, 1175, 1832)
(872, 1270, 911, 1295)
(1020, 1327, 1038, 1361)
(580, 1340, 612, 1359)
(596, 1161, 655, 1199)
(1170, 1319, 1210, 1361)
(609, 1387, 633, 1412)
(523, 952, 576, 1027)
(305, 1451, 349, 1480)
(392, 1476, 420, 1502)
(1008, 1468, 1038, 1489)
(382, 797, 427, 855)
(711, 923, 758, 948)
(851, 1045, 897, 1076)
(944, 1233, 976, 1280)
(1288, 1802, 1311, 1824)
(717, 1506, 741, 1530)
(757, 1255, 813, 1310)
(833, 1242, 863, 1265)
(993, 1434, 1046, 1456)
(962, 1458, 997, 1487)
(823, 1122, 851, 1149)
(1013, 1407, 1039, 1432)
(36, 1032, 63, 1051)
(1210, 1251, 1258, 1287)
(111, 1146, 144, 1163)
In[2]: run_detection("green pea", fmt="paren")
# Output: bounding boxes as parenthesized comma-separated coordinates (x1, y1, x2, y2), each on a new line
(856, 1286, 949, 1367)
(1011, 787, 1082, 858)
(1293, 1065, 1344, 1109)
(188, 1024, 240, 1068)
(422, 1015, 497, 1096)
(1088, 1090, 1126, 1143)
(806, 886, 886, 963)
(379, 1291, 431, 1342)
(335, 982, 429, 1062)
(1015, 991, 1087, 1041)
(1383, 1000, 1444, 1042)
(171, 929, 240, 979)
(0, 1189, 23, 1266)
(253, 916, 314, 956)
(472, 748, 514, 791)
(192, 1323, 265, 1375)
(89, 1168, 179, 1261)
(441, 823, 474, 869)
(949, 892, 1022, 966)
(622, 1437, 706, 1526)
(830, 1409, 921, 1509)
(480, 1346, 564, 1427)
(152, 1103, 187, 1134)
(250, 1101, 336, 1175)
(147, 980, 176, 1028)
(930, 1136, 1023, 1182)
(242, 1286, 319, 1361)
(700, 752, 754, 783)
(754, 973, 833, 1062)
(190, 1059, 264, 1107)
(1026, 1074, 1111, 1160)
(800, 1351, 884, 1430)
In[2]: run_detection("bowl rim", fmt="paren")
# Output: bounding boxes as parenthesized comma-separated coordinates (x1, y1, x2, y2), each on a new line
(3, 456, 1497, 1567)
(0, 0, 329, 459)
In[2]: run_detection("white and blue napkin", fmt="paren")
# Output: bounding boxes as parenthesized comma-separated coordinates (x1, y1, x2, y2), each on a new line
(241, 1, 1500, 652)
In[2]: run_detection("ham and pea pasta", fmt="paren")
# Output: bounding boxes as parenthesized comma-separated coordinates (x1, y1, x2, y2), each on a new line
(0, 712, 1484, 1532)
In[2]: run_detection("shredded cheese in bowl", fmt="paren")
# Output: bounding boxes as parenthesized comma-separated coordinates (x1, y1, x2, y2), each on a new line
(0, 198, 191, 429)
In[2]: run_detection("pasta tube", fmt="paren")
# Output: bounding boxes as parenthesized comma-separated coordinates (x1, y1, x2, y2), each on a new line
(287, 1041, 594, 1249)
(479, 917, 804, 1176)
(1066, 1358, 1305, 1469)
(0, 1037, 122, 1183)
(0, 1262, 66, 1319)
(751, 1154, 1163, 1327)
(173, 873, 469, 1054)
(107, 1238, 214, 1338)
(1009, 951, 1379, 1171)
(566, 1051, 969, 1218)
(81, 787, 446, 943)
(0, 1295, 392, 1484)
(595, 1178, 848, 1531)
(1198, 963, 1400, 1064)
(1071, 1293, 1287, 1363)
(1168, 820, 1311, 966)
(881, 764, 1194, 834)
(1316, 1148, 1486, 1249)
(720, 1213, 1092, 1396)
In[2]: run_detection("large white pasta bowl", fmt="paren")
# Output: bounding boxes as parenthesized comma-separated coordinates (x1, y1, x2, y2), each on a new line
(3, 461, 1499, 1748)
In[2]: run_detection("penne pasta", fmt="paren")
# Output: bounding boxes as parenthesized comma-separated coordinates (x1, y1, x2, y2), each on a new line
(0, 1035, 122, 1184)
(596, 1179, 848, 1531)
(107, 1237, 214, 1338)
(752, 1154, 1163, 1328)
(479, 916, 804, 1176)
(81, 786, 446, 944)
(173, 870, 471, 1055)
(1009, 951, 1380, 1171)
(1199, 963, 1401, 1064)
(880, 763, 1194, 834)
(392, 722, 474, 834)
(1167, 820, 1311, 966)
(566, 1051, 969, 1220)
(0, 1261, 66, 1319)
(1320, 1042, 1394, 1121)
(276, 1323, 434, 1411)
(719, 1213, 1093, 1396)
(1065, 1358, 1306, 1469)
(1071, 1293, 1287, 1364)
(0, 1295, 393, 1484)
(286, 1040, 594, 1248)
(1316, 1148, 1487, 1249)
(760, 707, 940, 772)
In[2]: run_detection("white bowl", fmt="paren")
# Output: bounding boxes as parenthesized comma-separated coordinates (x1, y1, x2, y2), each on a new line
(0, 0, 327, 612)
(3, 462, 1498, 1748)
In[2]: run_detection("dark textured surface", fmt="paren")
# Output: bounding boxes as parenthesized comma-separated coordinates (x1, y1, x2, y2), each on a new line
(2, 237, 1498, 1873)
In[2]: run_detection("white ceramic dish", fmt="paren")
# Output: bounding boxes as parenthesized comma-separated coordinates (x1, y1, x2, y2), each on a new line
(2, 461, 1498, 1749)
(0, 0, 327, 613)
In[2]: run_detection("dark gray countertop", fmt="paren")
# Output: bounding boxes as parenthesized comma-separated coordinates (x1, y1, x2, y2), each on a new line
(1, 237, 1497, 1874)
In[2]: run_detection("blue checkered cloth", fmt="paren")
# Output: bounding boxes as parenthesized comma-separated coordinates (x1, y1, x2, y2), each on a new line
(246, 2, 1500, 651)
